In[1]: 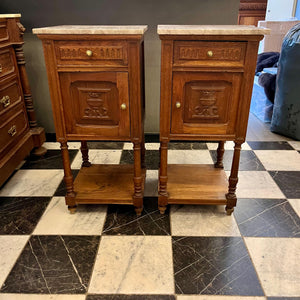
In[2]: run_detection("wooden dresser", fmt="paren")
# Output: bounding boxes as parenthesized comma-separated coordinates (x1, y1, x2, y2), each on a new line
(33, 25, 147, 214)
(157, 25, 269, 215)
(0, 14, 46, 187)
(238, 0, 267, 26)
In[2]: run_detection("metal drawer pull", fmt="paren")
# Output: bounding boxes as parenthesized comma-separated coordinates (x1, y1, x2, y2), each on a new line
(0, 64, 2, 72)
(120, 103, 127, 110)
(8, 125, 17, 137)
(0, 95, 11, 108)
(175, 102, 181, 108)
(207, 50, 213, 57)
(86, 50, 93, 57)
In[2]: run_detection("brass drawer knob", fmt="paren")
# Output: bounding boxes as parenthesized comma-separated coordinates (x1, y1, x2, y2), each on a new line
(175, 102, 181, 108)
(86, 50, 93, 57)
(8, 125, 17, 137)
(0, 63, 2, 72)
(0, 95, 11, 108)
(120, 103, 127, 110)
(207, 50, 213, 57)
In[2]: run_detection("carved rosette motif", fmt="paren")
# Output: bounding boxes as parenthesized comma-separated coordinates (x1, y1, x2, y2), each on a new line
(59, 46, 124, 60)
(84, 92, 108, 119)
(179, 47, 241, 61)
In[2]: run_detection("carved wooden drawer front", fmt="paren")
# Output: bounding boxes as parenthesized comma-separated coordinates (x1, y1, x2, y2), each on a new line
(59, 71, 131, 138)
(173, 41, 246, 67)
(0, 79, 22, 115)
(55, 40, 128, 67)
(0, 106, 28, 156)
(171, 71, 242, 135)
(0, 20, 9, 43)
(0, 48, 15, 78)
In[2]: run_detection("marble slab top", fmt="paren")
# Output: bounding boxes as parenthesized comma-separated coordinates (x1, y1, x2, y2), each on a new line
(32, 25, 148, 35)
(0, 14, 21, 18)
(157, 25, 270, 35)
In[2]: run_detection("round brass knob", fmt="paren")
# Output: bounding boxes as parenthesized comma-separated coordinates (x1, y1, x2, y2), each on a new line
(207, 50, 213, 57)
(86, 50, 93, 57)
(121, 103, 127, 110)
(175, 102, 181, 108)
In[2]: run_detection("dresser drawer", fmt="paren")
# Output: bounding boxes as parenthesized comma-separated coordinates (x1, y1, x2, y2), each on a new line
(0, 20, 9, 43)
(0, 48, 15, 78)
(55, 40, 128, 67)
(173, 41, 246, 67)
(0, 79, 22, 115)
(0, 107, 29, 155)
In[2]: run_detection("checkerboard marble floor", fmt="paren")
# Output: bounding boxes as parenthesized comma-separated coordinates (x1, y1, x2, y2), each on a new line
(0, 115, 300, 300)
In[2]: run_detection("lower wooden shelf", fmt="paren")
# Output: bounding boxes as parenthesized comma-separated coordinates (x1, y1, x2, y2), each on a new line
(73, 164, 146, 204)
(166, 164, 228, 205)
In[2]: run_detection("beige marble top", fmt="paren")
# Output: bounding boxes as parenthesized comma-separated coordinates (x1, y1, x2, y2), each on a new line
(32, 25, 148, 35)
(0, 14, 21, 18)
(157, 25, 270, 35)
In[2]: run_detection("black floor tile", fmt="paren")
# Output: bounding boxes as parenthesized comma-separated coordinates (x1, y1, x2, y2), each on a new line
(87, 141, 124, 149)
(102, 197, 170, 235)
(87, 295, 176, 300)
(210, 150, 265, 171)
(0, 197, 51, 234)
(21, 150, 78, 169)
(269, 171, 300, 198)
(0, 235, 100, 294)
(168, 142, 208, 150)
(235, 198, 300, 237)
(54, 169, 80, 196)
(248, 141, 294, 150)
(172, 236, 264, 295)
(120, 150, 159, 170)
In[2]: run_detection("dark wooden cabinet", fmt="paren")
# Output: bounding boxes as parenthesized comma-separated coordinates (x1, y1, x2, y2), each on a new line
(0, 14, 45, 187)
(34, 25, 147, 214)
(157, 25, 269, 215)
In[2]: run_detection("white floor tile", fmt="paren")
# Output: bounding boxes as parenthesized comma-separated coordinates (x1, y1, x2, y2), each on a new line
(0, 170, 64, 197)
(288, 141, 300, 150)
(43, 142, 81, 150)
(245, 237, 300, 297)
(228, 171, 285, 199)
(206, 142, 251, 150)
(171, 205, 241, 236)
(144, 170, 158, 197)
(71, 149, 122, 169)
(0, 236, 29, 287)
(88, 236, 174, 294)
(168, 150, 213, 164)
(254, 150, 300, 171)
(288, 199, 300, 218)
(33, 197, 107, 235)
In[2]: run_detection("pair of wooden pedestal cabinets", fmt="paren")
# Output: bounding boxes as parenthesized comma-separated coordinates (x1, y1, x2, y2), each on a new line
(33, 24, 269, 215)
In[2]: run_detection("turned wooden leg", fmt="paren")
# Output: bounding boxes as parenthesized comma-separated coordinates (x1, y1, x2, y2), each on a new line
(60, 141, 77, 213)
(158, 140, 168, 214)
(226, 140, 242, 215)
(133, 141, 143, 215)
(215, 141, 225, 168)
(141, 134, 146, 169)
(80, 141, 91, 167)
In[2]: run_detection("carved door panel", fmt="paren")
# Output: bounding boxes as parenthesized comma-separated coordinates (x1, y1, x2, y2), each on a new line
(59, 72, 130, 138)
(171, 72, 242, 135)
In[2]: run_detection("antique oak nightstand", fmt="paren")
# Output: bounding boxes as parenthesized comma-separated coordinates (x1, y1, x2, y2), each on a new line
(33, 25, 147, 215)
(157, 25, 269, 215)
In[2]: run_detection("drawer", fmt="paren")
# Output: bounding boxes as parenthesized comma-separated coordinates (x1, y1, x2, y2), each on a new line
(0, 79, 22, 115)
(173, 41, 246, 67)
(0, 20, 9, 43)
(0, 107, 29, 155)
(55, 40, 128, 67)
(0, 48, 15, 79)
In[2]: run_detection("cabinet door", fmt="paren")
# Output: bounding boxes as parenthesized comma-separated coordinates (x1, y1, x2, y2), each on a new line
(171, 72, 242, 135)
(59, 72, 130, 138)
